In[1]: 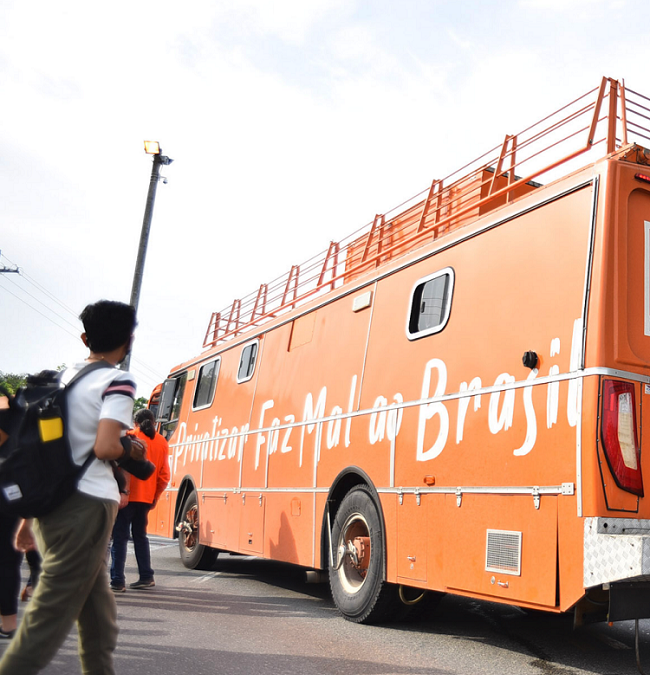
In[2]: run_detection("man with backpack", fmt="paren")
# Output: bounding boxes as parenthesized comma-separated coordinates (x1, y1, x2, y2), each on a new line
(0, 299, 144, 675)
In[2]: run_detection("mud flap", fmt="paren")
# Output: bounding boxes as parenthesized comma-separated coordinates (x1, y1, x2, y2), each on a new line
(608, 581, 650, 622)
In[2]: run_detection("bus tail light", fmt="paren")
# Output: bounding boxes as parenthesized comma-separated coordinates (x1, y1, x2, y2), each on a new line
(601, 380, 643, 497)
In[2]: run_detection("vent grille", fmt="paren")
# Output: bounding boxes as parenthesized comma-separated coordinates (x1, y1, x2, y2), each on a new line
(485, 529, 522, 576)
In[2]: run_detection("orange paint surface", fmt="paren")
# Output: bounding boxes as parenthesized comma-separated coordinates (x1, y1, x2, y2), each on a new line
(151, 79, 650, 618)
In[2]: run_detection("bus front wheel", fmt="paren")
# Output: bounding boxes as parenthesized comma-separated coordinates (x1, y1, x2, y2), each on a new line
(329, 485, 397, 623)
(177, 489, 218, 570)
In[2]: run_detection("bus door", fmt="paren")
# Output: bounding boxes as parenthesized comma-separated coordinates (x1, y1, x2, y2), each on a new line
(235, 339, 267, 554)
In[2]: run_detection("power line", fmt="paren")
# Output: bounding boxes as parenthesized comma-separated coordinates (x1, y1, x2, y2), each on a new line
(1, 280, 160, 392)
(1, 272, 82, 335)
(1, 252, 79, 318)
(0, 277, 82, 343)
(128, 369, 160, 398)
(0, 252, 169, 383)
(131, 356, 166, 381)
(0, 250, 19, 275)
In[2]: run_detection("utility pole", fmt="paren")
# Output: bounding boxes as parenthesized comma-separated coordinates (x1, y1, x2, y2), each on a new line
(0, 251, 19, 275)
(122, 142, 173, 372)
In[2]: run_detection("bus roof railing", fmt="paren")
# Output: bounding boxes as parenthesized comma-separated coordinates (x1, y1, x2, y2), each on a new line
(203, 77, 650, 349)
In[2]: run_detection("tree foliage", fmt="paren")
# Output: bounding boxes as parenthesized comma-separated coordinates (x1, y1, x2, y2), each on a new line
(133, 397, 148, 413)
(0, 372, 27, 395)
(0, 371, 149, 415)
(0, 365, 68, 396)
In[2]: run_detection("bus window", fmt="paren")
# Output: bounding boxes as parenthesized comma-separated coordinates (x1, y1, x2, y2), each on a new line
(148, 384, 162, 421)
(157, 372, 188, 439)
(193, 359, 220, 410)
(237, 341, 259, 383)
(407, 267, 455, 340)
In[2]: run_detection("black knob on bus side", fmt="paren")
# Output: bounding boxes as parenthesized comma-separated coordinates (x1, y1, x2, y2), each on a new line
(522, 351, 538, 369)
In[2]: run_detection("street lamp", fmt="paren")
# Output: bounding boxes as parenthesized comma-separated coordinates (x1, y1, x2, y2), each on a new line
(122, 141, 173, 372)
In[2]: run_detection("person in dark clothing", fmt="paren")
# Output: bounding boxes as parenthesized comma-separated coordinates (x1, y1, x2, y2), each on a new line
(0, 396, 24, 639)
(0, 514, 22, 639)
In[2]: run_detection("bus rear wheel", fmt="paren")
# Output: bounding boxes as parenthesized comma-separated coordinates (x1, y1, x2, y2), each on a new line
(329, 485, 398, 624)
(177, 489, 218, 570)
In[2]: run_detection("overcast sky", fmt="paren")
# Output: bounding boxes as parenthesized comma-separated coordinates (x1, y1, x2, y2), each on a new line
(1, 0, 647, 397)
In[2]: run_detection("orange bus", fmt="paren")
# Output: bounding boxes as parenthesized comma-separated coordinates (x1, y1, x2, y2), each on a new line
(150, 77, 650, 632)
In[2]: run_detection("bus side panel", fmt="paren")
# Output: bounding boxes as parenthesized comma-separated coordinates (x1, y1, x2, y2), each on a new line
(221, 342, 264, 491)
(443, 494, 558, 606)
(201, 492, 240, 549)
(193, 347, 258, 552)
(361, 185, 595, 487)
(557, 482, 586, 611)
(250, 301, 374, 567)
(359, 185, 595, 602)
(167, 347, 253, 491)
(265, 492, 314, 565)
(200, 385, 248, 493)
(148, 490, 174, 538)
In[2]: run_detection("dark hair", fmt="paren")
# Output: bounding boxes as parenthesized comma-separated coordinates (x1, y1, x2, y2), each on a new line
(134, 408, 156, 439)
(80, 300, 136, 354)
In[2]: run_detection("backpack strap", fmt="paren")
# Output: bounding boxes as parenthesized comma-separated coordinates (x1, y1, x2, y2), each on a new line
(63, 360, 114, 389)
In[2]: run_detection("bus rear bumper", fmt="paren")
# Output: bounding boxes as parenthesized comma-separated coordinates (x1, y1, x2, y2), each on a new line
(584, 517, 650, 588)
(583, 517, 650, 621)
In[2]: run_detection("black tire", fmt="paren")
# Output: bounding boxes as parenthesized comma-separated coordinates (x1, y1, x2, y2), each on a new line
(329, 485, 399, 623)
(177, 489, 218, 570)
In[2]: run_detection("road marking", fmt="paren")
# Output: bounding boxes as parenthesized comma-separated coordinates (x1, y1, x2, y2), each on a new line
(192, 572, 223, 583)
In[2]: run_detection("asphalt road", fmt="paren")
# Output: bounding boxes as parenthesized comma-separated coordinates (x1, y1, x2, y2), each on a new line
(3, 537, 650, 675)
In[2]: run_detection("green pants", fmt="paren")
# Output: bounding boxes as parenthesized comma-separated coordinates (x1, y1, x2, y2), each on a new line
(0, 492, 119, 675)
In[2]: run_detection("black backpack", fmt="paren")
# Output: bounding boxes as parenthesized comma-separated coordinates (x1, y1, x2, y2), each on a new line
(0, 361, 111, 518)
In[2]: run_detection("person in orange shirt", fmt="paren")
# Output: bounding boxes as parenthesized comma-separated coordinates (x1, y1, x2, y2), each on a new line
(109, 409, 170, 592)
